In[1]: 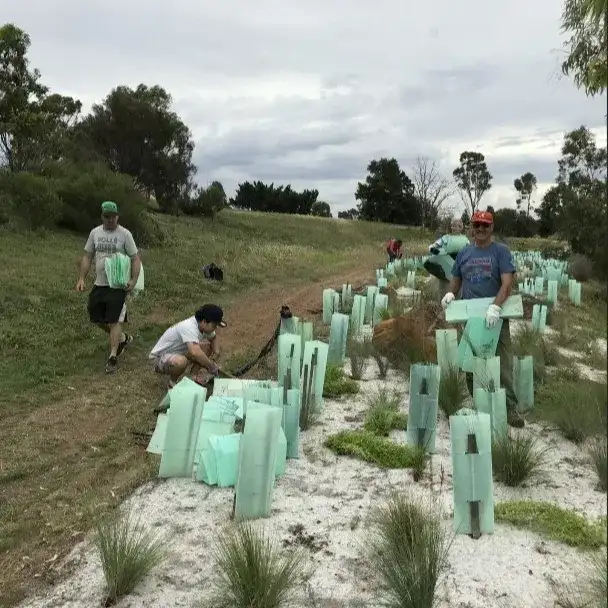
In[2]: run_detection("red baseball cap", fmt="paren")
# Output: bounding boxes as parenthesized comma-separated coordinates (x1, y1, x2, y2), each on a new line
(471, 211, 493, 225)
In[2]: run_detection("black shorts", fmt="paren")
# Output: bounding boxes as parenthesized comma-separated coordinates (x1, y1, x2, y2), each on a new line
(87, 285, 128, 324)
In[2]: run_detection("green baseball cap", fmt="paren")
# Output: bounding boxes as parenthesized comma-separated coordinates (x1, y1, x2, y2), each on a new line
(101, 201, 119, 215)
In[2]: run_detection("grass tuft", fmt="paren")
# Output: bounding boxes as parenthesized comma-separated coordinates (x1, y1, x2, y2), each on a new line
(588, 436, 608, 492)
(367, 492, 450, 608)
(495, 500, 607, 549)
(324, 430, 424, 469)
(94, 509, 170, 606)
(491, 431, 550, 487)
(372, 345, 391, 379)
(534, 378, 607, 444)
(511, 324, 561, 383)
(208, 522, 308, 608)
(323, 363, 360, 399)
(363, 388, 407, 436)
(438, 364, 469, 417)
(555, 550, 607, 608)
(347, 335, 372, 380)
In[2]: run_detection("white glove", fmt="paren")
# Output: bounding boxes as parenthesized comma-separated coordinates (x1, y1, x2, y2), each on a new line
(485, 304, 501, 328)
(441, 292, 455, 310)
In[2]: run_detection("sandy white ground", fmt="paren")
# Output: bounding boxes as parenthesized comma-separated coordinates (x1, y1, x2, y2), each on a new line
(19, 344, 607, 608)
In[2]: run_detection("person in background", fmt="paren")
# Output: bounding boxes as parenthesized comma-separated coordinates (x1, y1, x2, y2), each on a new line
(76, 201, 141, 374)
(149, 304, 227, 389)
(386, 238, 403, 263)
(440, 210, 524, 428)
(428, 218, 470, 299)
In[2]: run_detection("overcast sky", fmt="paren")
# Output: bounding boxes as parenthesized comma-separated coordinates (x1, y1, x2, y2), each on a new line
(5, 0, 607, 214)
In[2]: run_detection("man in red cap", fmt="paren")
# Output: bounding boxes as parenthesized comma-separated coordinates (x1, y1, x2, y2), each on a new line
(440, 209, 524, 428)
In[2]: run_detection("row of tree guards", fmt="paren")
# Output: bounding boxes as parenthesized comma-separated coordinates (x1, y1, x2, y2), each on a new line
(143, 247, 582, 532)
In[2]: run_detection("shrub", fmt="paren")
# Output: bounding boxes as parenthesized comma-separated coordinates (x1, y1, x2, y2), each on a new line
(94, 509, 170, 606)
(588, 437, 607, 492)
(491, 432, 550, 487)
(208, 522, 307, 608)
(46, 161, 163, 245)
(534, 379, 607, 444)
(371, 346, 390, 379)
(438, 365, 469, 417)
(322, 364, 359, 398)
(367, 493, 450, 608)
(0, 170, 62, 230)
(511, 324, 561, 382)
(180, 181, 228, 218)
(568, 254, 594, 282)
(347, 335, 372, 380)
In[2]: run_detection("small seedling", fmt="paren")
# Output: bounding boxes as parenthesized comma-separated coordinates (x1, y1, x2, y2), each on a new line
(322, 363, 359, 398)
(367, 492, 451, 608)
(208, 522, 308, 608)
(438, 365, 469, 417)
(364, 388, 407, 436)
(94, 509, 170, 606)
(491, 431, 550, 487)
(347, 335, 372, 380)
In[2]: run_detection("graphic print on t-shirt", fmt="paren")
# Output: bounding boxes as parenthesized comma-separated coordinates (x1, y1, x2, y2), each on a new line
(94, 234, 120, 254)
(463, 256, 493, 284)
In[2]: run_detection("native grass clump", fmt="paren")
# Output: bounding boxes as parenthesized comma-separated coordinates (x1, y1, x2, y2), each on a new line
(491, 431, 550, 487)
(364, 387, 408, 436)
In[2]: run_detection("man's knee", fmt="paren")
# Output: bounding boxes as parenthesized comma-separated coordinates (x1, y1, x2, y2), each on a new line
(167, 355, 189, 374)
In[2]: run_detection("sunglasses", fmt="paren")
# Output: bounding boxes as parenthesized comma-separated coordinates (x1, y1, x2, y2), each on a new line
(472, 222, 491, 229)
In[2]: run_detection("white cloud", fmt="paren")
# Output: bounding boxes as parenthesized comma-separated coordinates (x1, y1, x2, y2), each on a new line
(4, 0, 606, 214)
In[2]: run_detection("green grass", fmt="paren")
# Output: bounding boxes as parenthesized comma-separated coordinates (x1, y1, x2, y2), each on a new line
(533, 378, 607, 444)
(511, 324, 562, 383)
(491, 432, 550, 487)
(322, 363, 360, 399)
(495, 501, 607, 549)
(438, 364, 469, 418)
(208, 522, 308, 608)
(555, 550, 607, 608)
(367, 493, 450, 608)
(588, 437, 608, 492)
(94, 509, 170, 606)
(0, 210, 429, 606)
(324, 430, 425, 469)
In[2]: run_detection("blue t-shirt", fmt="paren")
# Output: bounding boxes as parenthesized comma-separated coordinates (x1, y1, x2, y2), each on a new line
(451, 242, 516, 299)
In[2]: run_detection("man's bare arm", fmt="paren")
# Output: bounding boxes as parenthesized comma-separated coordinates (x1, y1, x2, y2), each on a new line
(186, 342, 217, 371)
(129, 253, 142, 285)
(79, 252, 93, 281)
(493, 273, 514, 308)
(447, 277, 462, 297)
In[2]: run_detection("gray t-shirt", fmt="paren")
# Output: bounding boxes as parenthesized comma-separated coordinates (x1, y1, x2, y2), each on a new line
(451, 241, 516, 299)
(84, 225, 138, 287)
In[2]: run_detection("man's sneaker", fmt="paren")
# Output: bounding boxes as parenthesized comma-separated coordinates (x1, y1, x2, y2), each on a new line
(116, 334, 133, 357)
(507, 409, 525, 428)
(105, 356, 118, 374)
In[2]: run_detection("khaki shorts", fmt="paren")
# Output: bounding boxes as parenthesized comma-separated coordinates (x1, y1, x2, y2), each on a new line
(151, 341, 213, 375)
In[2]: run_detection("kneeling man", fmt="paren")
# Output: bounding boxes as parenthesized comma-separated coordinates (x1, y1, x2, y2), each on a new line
(149, 304, 227, 388)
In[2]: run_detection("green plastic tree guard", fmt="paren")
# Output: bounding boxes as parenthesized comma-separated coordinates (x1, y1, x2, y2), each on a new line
(299, 322, 313, 363)
(283, 388, 301, 459)
(534, 276, 544, 295)
(406, 270, 416, 288)
(377, 276, 388, 288)
(445, 295, 523, 324)
(473, 388, 507, 439)
(350, 295, 366, 335)
(280, 315, 297, 335)
(531, 304, 547, 332)
(323, 289, 337, 324)
(234, 405, 282, 521)
(513, 355, 534, 412)
(546, 280, 558, 304)
(450, 409, 494, 537)
(407, 364, 440, 453)
(457, 317, 503, 373)
(146, 413, 168, 455)
(436, 328, 459, 370)
(278, 333, 302, 391)
(158, 378, 207, 478)
(373, 293, 389, 326)
(472, 356, 500, 394)
(328, 313, 350, 364)
(365, 285, 379, 323)
(301, 340, 329, 412)
(199, 433, 241, 486)
(194, 405, 236, 467)
(571, 281, 581, 306)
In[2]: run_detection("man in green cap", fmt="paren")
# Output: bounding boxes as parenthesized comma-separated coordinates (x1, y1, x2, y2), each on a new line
(75, 201, 141, 373)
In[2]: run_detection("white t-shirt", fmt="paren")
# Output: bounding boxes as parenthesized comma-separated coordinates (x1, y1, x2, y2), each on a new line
(85, 225, 138, 286)
(149, 316, 216, 359)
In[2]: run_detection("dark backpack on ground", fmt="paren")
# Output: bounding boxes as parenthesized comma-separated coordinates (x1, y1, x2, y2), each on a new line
(202, 263, 224, 281)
